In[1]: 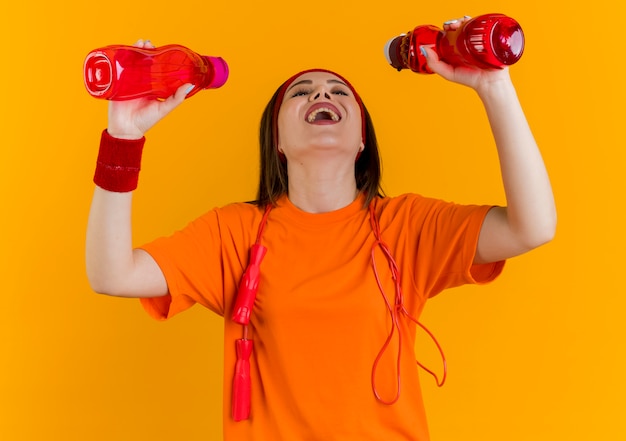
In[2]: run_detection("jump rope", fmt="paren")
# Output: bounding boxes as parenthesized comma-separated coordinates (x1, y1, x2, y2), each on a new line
(230, 202, 447, 421)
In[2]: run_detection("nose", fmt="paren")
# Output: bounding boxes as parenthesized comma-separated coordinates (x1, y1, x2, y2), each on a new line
(309, 89, 331, 101)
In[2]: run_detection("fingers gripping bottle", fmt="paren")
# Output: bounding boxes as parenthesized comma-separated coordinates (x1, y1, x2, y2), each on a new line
(384, 13, 524, 73)
(83, 44, 229, 100)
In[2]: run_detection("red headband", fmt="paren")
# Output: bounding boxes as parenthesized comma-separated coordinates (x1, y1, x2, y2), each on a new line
(271, 69, 366, 152)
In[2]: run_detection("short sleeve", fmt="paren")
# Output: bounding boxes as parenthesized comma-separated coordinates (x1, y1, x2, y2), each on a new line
(138, 209, 227, 320)
(409, 199, 505, 297)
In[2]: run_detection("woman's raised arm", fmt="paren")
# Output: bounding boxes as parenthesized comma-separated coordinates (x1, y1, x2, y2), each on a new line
(85, 40, 192, 297)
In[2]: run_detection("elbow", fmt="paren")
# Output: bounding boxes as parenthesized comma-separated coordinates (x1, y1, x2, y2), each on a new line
(87, 274, 116, 296)
(523, 213, 557, 251)
(86, 268, 128, 297)
(544, 219, 557, 245)
(529, 228, 556, 251)
(88, 281, 132, 298)
(86, 262, 107, 295)
(540, 209, 558, 245)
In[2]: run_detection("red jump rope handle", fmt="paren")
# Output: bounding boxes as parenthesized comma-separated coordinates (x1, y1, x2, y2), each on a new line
(232, 339, 254, 421)
(231, 244, 267, 325)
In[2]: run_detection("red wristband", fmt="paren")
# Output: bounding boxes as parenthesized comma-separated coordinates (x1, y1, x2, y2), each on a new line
(93, 129, 145, 192)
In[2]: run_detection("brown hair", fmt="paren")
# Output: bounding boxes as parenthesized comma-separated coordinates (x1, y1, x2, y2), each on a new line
(255, 70, 384, 207)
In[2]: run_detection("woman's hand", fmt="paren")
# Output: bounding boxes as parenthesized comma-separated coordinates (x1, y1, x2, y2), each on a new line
(106, 39, 193, 139)
(421, 17, 512, 94)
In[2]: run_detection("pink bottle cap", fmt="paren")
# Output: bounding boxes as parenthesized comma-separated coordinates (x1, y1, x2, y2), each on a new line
(205, 56, 229, 89)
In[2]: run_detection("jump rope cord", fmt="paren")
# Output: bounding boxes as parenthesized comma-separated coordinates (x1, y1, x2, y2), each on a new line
(235, 203, 446, 418)
(368, 204, 447, 405)
(241, 204, 273, 341)
(256, 204, 273, 244)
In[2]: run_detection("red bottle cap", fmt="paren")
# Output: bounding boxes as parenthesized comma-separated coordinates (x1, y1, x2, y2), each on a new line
(84, 51, 113, 98)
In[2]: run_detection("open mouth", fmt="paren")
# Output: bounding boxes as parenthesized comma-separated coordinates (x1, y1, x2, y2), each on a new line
(307, 107, 340, 123)
(305, 103, 342, 124)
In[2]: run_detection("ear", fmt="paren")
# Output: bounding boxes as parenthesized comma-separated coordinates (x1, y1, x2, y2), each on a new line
(355, 142, 365, 161)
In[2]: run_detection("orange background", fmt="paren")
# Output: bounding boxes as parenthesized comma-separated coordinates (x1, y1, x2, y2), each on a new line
(1, 0, 624, 439)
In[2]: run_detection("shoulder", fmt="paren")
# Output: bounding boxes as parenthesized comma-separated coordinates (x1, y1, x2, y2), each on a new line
(181, 201, 265, 239)
(374, 193, 492, 232)
(215, 201, 265, 218)
(206, 201, 267, 232)
(375, 193, 447, 216)
(377, 193, 489, 213)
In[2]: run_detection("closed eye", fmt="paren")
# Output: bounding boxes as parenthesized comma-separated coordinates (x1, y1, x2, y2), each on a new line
(290, 87, 349, 98)
(291, 88, 312, 97)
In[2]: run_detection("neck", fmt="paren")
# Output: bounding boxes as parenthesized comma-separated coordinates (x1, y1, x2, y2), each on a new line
(287, 160, 359, 213)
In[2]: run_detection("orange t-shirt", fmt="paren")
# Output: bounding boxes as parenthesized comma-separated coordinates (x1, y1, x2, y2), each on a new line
(139, 193, 504, 440)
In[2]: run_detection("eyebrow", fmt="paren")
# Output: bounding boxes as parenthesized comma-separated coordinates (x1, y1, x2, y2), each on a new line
(285, 79, 348, 94)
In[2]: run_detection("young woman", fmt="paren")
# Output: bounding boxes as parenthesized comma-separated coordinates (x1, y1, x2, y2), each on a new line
(86, 18, 556, 441)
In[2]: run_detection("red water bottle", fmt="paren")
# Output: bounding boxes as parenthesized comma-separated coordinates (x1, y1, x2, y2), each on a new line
(83, 44, 229, 100)
(384, 13, 524, 73)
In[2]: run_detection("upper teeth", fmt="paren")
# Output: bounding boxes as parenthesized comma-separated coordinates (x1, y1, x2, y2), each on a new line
(307, 107, 340, 123)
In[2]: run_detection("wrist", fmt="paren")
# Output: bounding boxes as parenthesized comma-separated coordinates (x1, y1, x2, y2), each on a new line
(105, 127, 144, 140)
(93, 129, 146, 192)
(476, 75, 516, 104)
